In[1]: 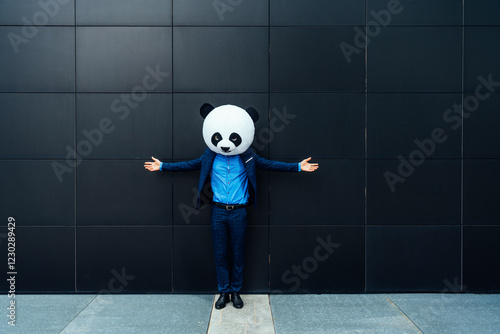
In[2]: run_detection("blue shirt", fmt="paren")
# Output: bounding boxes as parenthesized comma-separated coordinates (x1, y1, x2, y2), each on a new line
(211, 154, 249, 205)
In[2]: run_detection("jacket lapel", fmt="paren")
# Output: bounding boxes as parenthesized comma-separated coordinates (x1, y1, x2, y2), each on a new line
(198, 149, 216, 197)
(201, 148, 216, 174)
(240, 149, 257, 205)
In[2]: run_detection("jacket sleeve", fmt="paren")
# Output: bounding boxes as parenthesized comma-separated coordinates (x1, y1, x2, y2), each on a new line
(160, 156, 203, 172)
(254, 153, 299, 172)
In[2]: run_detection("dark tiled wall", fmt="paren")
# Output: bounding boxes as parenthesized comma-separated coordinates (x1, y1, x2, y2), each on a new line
(0, 0, 499, 294)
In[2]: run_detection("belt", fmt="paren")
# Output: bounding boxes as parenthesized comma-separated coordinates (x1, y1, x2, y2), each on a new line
(212, 202, 248, 210)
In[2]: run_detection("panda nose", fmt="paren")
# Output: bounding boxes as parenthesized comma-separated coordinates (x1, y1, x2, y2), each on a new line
(221, 147, 230, 152)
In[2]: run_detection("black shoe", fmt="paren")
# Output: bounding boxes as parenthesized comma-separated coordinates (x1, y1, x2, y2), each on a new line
(215, 293, 230, 309)
(231, 292, 244, 309)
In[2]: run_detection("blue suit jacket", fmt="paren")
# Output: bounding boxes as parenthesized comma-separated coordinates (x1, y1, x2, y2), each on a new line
(161, 148, 299, 208)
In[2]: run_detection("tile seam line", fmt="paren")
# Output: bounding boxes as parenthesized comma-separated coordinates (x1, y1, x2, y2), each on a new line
(57, 294, 98, 334)
(364, 0, 368, 294)
(386, 296, 425, 334)
(7, 25, 500, 27)
(267, 294, 277, 334)
(73, 2, 77, 294)
(206, 294, 216, 334)
(460, 0, 465, 292)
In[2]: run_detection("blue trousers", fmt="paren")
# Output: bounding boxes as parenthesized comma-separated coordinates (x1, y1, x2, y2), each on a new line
(210, 205, 247, 293)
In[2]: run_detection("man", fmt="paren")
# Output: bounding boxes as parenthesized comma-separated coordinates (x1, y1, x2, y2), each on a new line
(144, 104, 318, 309)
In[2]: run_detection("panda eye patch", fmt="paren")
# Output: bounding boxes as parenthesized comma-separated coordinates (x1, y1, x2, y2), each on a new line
(229, 133, 242, 147)
(211, 132, 222, 146)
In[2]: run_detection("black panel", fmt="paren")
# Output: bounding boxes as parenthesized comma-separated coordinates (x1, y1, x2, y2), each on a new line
(0, 0, 75, 25)
(76, 94, 172, 159)
(464, 94, 500, 158)
(367, 226, 461, 292)
(243, 171, 270, 225)
(270, 160, 364, 225)
(173, 27, 268, 92)
(76, 27, 172, 92)
(0, 161, 74, 226)
(76, 227, 172, 292)
(0, 94, 74, 158)
(464, 160, 500, 225)
(368, 27, 462, 92)
(269, 93, 364, 159)
(173, 226, 269, 293)
(465, 0, 500, 25)
(464, 27, 500, 93)
(172, 171, 209, 226)
(172, 226, 216, 292)
(77, 160, 172, 225)
(173, 0, 267, 26)
(368, 93, 462, 159)
(271, 27, 365, 92)
(77, 0, 172, 25)
(0, 27, 74, 92)
(367, 160, 460, 225)
(270, 226, 364, 293)
(270, 0, 365, 26)
(173, 94, 269, 160)
(173, 170, 269, 226)
(367, 0, 461, 26)
(0, 227, 74, 293)
(242, 226, 269, 292)
(464, 226, 500, 292)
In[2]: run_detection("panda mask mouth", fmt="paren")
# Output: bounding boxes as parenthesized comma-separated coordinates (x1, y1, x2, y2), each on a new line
(201, 104, 259, 156)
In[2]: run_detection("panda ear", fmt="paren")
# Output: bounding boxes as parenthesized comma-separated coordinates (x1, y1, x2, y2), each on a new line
(200, 103, 214, 119)
(245, 107, 259, 123)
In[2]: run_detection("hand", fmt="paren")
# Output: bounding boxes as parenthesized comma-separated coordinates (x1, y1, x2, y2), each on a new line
(300, 157, 319, 172)
(144, 156, 161, 172)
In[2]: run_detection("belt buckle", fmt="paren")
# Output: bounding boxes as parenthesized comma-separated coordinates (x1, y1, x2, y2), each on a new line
(226, 204, 235, 210)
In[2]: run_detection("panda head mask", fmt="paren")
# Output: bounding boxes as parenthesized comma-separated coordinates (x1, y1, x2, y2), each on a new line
(200, 103, 259, 156)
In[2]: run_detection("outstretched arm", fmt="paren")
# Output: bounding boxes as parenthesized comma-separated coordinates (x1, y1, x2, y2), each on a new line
(144, 156, 202, 172)
(300, 157, 319, 172)
(254, 154, 319, 172)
